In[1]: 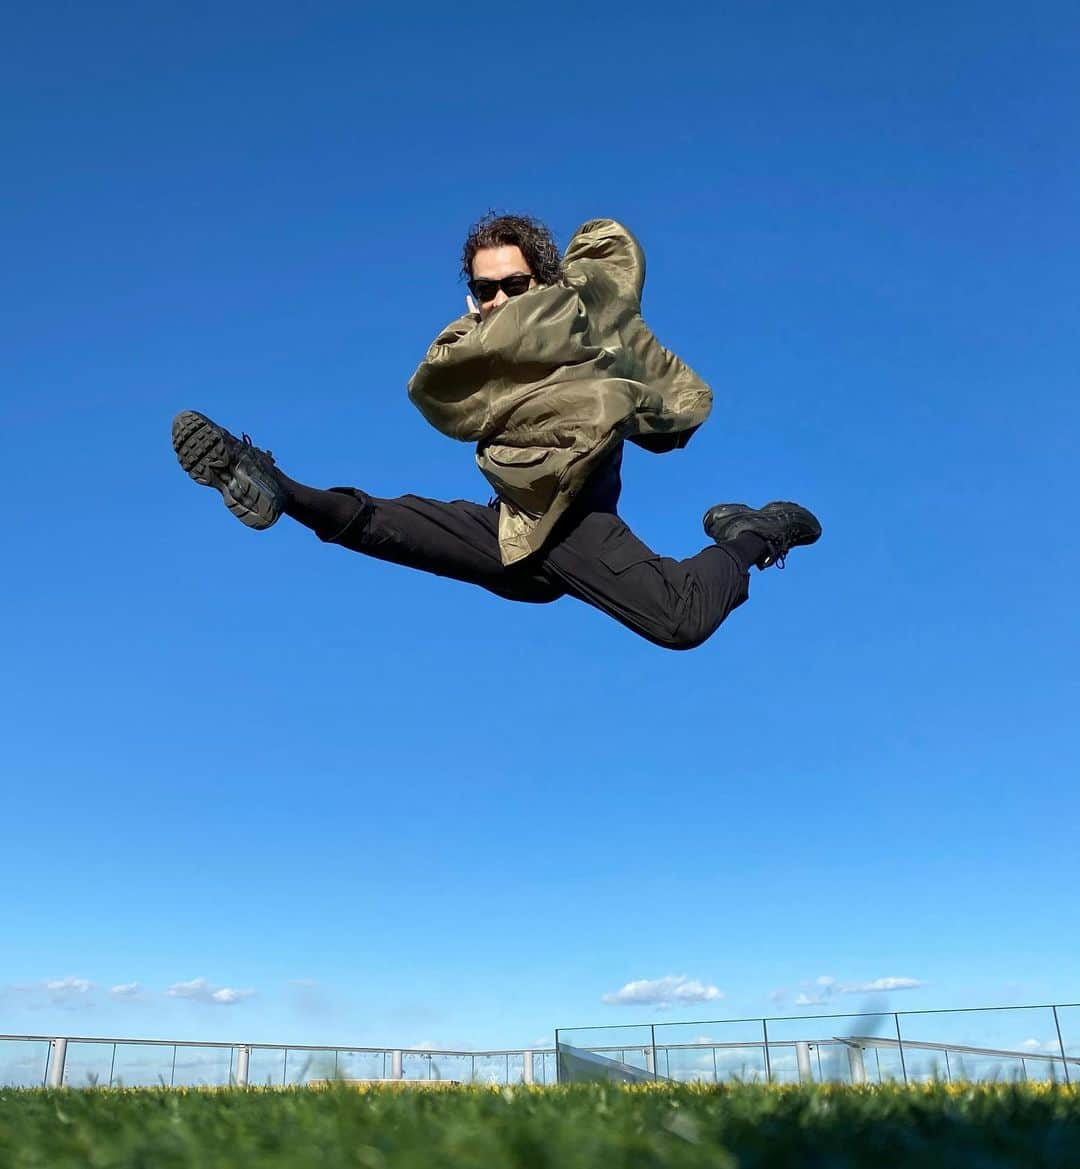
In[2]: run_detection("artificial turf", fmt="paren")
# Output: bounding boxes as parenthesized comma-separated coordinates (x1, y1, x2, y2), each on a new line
(1, 1082, 1078, 1168)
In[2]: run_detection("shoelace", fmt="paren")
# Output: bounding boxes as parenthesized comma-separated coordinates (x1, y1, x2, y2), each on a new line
(240, 432, 275, 465)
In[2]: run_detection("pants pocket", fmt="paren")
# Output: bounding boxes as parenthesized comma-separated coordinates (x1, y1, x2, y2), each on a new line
(596, 521, 658, 574)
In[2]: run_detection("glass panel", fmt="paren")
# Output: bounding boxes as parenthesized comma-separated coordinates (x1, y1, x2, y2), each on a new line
(897, 1006, 1061, 1083)
(673, 1044, 768, 1084)
(762, 1043, 800, 1085)
(0, 1039, 51, 1087)
(248, 1047, 287, 1086)
(424, 1053, 472, 1083)
(401, 1051, 435, 1081)
(655, 1020, 769, 1084)
(336, 1049, 389, 1082)
(283, 1048, 338, 1085)
(109, 1043, 178, 1087)
(62, 1042, 115, 1087)
(470, 1054, 511, 1085)
(556, 1024, 657, 1082)
(170, 1045, 235, 1087)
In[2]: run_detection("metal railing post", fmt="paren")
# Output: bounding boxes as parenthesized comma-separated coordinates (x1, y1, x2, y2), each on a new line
(650, 1025, 658, 1082)
(848, 1044, 867, 1085)
(895, 1014, 909, 1084)
(762, 1019, 772, 1083)
(235, 1046, 250, 1086)
(523, 1051, 534, 1084)
(796, 1042, 812, 1083)
(1053, 1006, 1071, 1085)
(46, 1038, 68, 1088)
(391, 1050, 403, 1080)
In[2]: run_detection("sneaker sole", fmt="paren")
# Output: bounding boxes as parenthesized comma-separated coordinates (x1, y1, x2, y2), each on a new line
(171, 410, 280, 530)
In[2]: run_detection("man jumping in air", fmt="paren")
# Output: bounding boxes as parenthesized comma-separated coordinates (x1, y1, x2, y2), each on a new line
(172, 214, 820, 650)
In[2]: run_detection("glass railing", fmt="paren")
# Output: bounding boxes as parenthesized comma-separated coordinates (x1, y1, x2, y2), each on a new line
(555, 1002, 1080, 1085)
(0, 1035, 552, 1089)
(6, 1004, 1073, 1090)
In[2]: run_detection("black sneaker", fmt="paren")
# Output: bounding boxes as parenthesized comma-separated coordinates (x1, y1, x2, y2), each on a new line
(703, 500, 821, 569)
(171, 410, 286, 530)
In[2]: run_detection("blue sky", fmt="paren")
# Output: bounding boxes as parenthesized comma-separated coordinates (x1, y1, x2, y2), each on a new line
(3, 0, 1079, 1058)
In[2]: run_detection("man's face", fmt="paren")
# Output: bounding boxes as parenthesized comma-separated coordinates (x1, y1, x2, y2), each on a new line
(470, 245, 536, 319)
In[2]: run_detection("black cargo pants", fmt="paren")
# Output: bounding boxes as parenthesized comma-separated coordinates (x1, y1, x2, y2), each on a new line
(309, 449, 750, 650)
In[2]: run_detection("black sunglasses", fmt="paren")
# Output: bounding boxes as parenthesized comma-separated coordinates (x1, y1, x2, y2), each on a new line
(468, 273, 534, 303)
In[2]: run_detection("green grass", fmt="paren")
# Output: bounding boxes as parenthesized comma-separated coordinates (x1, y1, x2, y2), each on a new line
(1, 1082, 1079, 1168)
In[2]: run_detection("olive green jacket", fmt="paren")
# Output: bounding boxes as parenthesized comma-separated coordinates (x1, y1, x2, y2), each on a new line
(407, 219, 712, 565)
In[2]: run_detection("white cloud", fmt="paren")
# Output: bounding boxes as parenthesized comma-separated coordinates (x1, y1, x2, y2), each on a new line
(47, 977, 93, 995)
(166, 977, 255, 1005)
(776, 974, 926, 1011)
(602, 975, 724, 1008)
(46, 977, 95, 1004)
(110, 982, 142, 998)
(211, 987, 254, 1004)
(1022, 1038, 1060, 1053)
(840, 977, 924, 994)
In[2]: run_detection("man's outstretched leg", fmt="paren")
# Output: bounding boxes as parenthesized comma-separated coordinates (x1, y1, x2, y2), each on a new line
(170, 410, 562, 605)
(534, 454, 821, 651)
(541, 506, 819, 650)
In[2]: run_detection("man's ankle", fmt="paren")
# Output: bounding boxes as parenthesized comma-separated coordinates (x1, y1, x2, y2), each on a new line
(724, 530, 770, 571)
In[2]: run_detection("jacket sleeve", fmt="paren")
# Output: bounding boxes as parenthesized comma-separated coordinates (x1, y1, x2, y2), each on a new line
(406, 314, 495, 441)
(561, 219, 646, 309)
(563, 219, 712, 451)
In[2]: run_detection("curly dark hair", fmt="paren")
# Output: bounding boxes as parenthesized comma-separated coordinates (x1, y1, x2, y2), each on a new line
(461, 213, 562, 286)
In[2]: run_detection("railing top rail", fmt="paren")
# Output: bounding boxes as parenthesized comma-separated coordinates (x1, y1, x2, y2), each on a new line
(0, 1035, 555, 1057)
(554, 1034, 1080, 1063)
(556, 1002, 1080, 1035)
(842, 1035, 1080, 1064)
